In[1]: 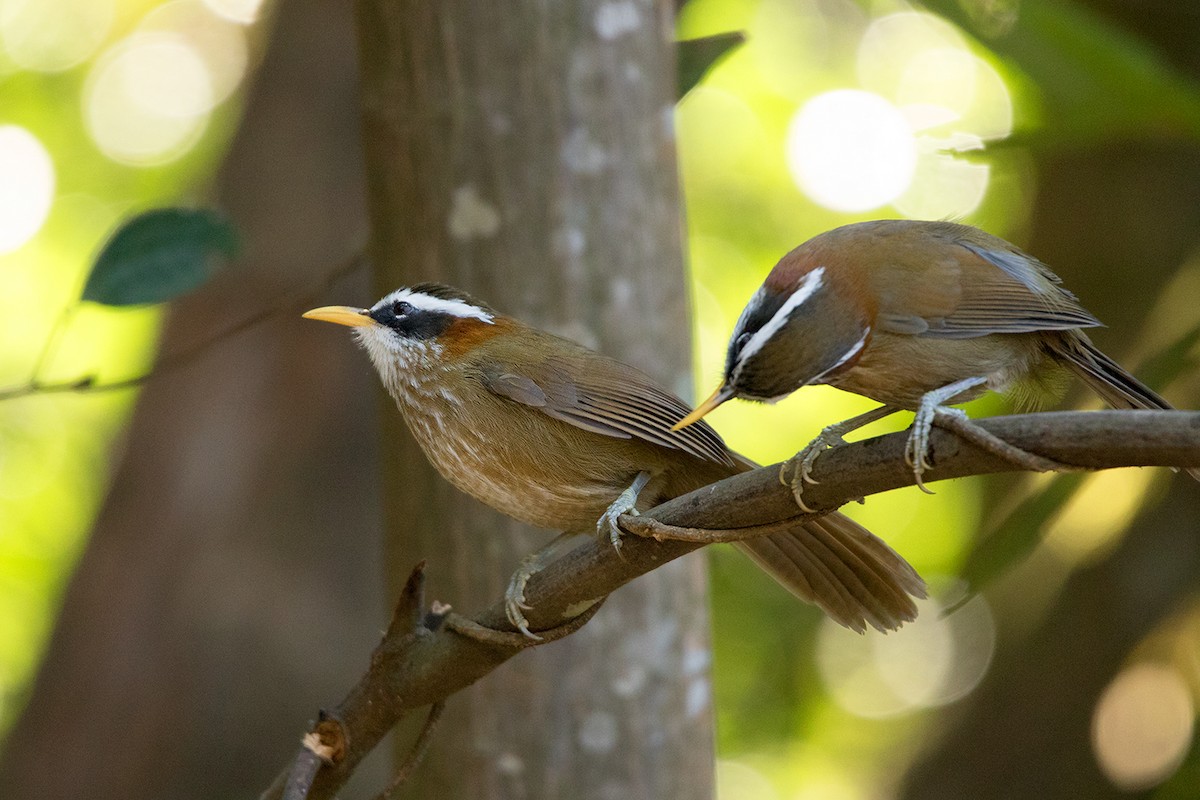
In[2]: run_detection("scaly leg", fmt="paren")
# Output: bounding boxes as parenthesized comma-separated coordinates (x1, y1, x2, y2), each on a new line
(505, 531, 580, 640)
(781, 405, 900, 512)
(597, 471, 652, 552)
(905, 376, 1071, 490)
(906, 377, 989, 492)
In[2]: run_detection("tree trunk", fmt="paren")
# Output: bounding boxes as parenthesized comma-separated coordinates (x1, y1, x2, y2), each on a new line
(353, 1, 715, 797)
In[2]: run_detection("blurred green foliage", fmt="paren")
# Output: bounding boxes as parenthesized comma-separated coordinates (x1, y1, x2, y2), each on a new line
(0, 0, 251, 738)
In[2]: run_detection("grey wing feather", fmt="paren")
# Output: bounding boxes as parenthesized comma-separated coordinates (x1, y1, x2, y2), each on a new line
(920, 238, 1103, 339)
(481, 364, 632, 439)
(563, 363, 736, 466)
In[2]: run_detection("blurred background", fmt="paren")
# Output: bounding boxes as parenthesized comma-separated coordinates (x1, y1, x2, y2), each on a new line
(1, 0, 1200, 798)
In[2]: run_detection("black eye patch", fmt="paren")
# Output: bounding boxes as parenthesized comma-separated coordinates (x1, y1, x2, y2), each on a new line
(369, 300, 454, 340)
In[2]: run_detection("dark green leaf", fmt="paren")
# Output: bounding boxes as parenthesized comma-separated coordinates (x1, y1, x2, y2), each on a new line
(83, 207, 239, 306)
(677, 32, 745, 100)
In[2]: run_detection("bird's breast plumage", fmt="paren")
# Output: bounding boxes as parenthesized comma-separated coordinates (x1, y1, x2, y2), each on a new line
(387, 364, 730, 534)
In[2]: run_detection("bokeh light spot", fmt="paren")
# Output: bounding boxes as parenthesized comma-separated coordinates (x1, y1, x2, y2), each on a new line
(716, 759, 780, 800)
(0, 0, 114, 72)
(786, 89, 916, 212)
(85, 33, 213, 166)
(857, 11, 968, 100)
(896, 48, 978, 118)
(1092, 663, 1194, 791)
(0, 125, 55, 255)
(851, 9, 1012, 220)
(894, 142, 990, 220)
(202, 0, 265, 25)
(142, 0, 250, 107)
(817, 590, 995, 718)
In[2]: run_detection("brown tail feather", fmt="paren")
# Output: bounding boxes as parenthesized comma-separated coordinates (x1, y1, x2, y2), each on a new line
(1048, 331, 1200, 481)
(735, 511, 926, 633)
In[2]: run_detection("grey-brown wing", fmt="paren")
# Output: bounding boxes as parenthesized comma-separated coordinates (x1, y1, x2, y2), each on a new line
(928, 236, 1102, 338)
(872, 221, 1102, 339)
(479, 350, 736, 468)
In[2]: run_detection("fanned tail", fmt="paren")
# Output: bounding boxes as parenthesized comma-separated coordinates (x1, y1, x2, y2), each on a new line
(1047, 331, 1200, 481)
(734, 511, 926, 633)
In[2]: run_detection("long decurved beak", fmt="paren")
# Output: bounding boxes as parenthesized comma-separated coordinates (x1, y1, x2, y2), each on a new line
(302, 306, 376, 327)
(672, 385, 734, 431)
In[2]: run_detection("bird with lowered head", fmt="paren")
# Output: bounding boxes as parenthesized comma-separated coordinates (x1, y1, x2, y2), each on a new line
(674, 219, 1199, 505)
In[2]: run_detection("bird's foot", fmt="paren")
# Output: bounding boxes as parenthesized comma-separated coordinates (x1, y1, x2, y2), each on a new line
(777, 443, 835, 513)
(780, 405, 901, 512)
(904, 406, 965, 493)
(504, 560, 543, 641)
(905, 377, 989, 492)
(780, 435, 844, 513)
(597, 471, 652, 554)
(502, 532, 580, 641)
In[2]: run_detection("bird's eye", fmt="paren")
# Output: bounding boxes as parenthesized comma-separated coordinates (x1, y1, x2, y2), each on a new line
(392, 300, 414, 316)
(735, 332, 752, 351)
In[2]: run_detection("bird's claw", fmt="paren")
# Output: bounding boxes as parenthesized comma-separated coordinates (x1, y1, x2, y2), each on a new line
(598, 505, 636, 555)
(598, 472, 650, 556)
(781, 428, 848, 511)
(904, 417, 936, 494)
(505, 564, 543, 641)
(905, 406, 971, 494)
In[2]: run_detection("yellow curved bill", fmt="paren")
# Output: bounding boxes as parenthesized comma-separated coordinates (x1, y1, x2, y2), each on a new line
(302, 306, 376, 327)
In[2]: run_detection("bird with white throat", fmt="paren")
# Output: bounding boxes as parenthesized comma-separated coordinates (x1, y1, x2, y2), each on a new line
(305, 283, 925, 639)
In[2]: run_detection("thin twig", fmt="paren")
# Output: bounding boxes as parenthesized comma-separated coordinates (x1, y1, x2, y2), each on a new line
(282, 719, 345, 800)
(934, 410, 1074, 473)
(281, 749, 324, 800)
(443, 595, 608, 648)
(373, 701, 447, 800)
(26, 304, 77, 387)
(617, 513, 811, 544)
(0, 250, 365, 401)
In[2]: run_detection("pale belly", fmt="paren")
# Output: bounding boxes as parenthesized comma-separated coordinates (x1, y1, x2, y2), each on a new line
(826, 331, 1046, 409)
(397, 395, 651, 534)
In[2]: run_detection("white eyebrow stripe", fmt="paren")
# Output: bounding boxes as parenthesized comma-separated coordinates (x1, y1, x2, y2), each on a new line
(732, 266, 825, 380)
(374, 288, 495, 324)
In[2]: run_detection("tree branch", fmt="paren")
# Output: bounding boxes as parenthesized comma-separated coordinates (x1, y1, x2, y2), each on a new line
(260, 409, 1200, 799)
